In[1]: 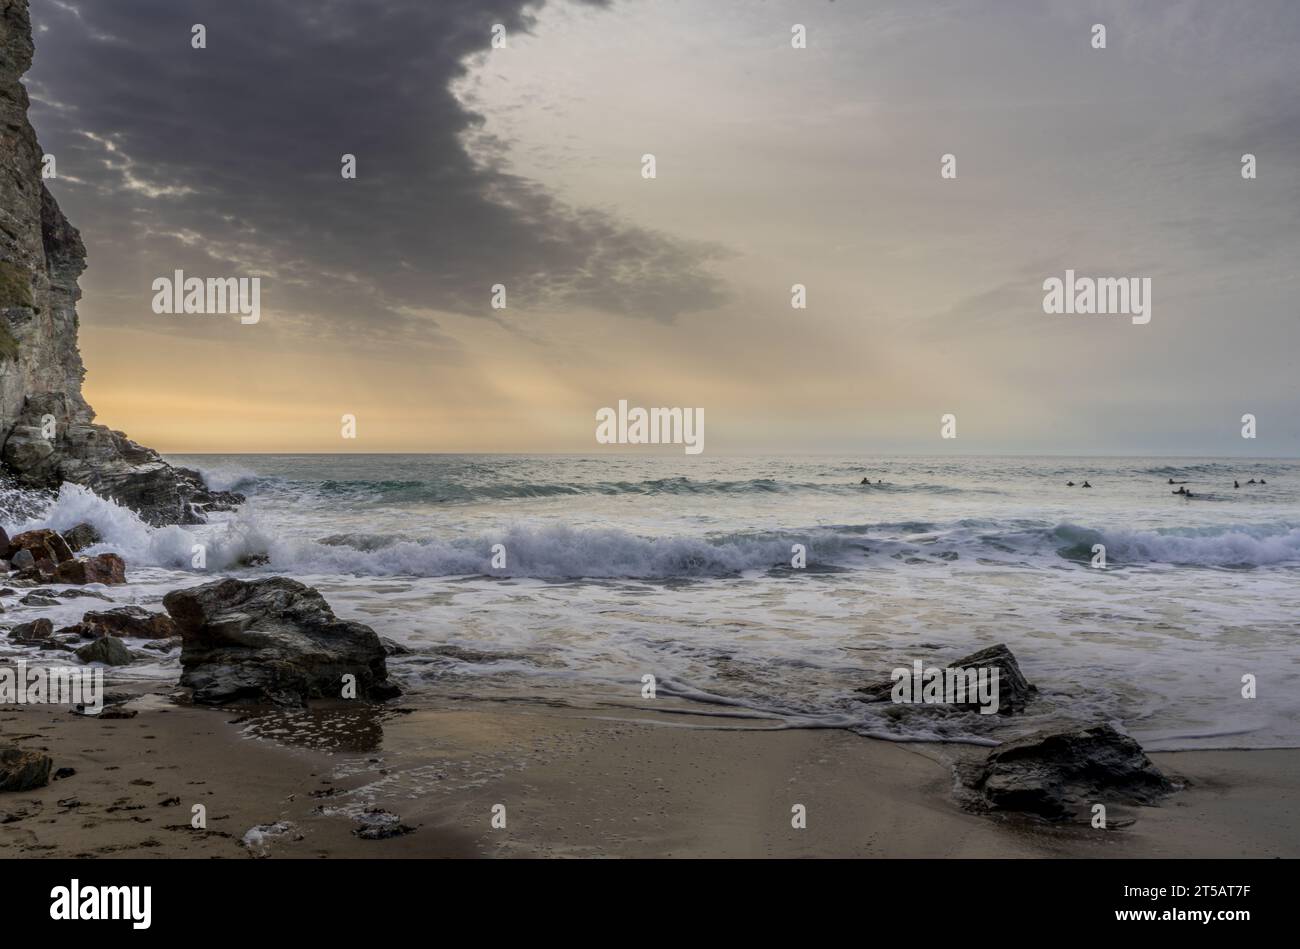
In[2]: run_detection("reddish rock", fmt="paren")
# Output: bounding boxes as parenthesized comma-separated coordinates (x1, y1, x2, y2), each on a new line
(7, 529, 74, 566)
(66, 606, 176, 640)
(54, 552, 126, 585)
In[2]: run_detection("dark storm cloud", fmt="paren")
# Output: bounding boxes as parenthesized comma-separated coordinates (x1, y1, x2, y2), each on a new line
(25, 0, 728, 334)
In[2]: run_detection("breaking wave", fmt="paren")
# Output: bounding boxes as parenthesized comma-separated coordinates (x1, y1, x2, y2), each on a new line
(5, 482, 1299, 581)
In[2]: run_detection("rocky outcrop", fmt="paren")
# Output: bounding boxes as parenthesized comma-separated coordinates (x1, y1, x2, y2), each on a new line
(957, 723, 1176, 820)
(163, 577, 401, 706)
(0, 1, 242, 526)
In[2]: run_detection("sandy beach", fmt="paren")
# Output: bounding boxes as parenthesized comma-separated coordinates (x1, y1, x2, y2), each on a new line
(3, 685, 1295, 859)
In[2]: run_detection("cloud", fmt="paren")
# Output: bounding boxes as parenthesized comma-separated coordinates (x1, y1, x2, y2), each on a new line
(26, 0, 728, 335)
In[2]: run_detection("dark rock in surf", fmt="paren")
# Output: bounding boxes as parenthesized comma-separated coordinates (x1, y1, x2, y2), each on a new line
(379, 636, 410, 656)
(75, 635, 133, 666)
(163, 577, 401, 707)
(7, 617, 52, 640)
(62, 522, 100, 552)
(856, 643, 1036, 715)
(956, 723, 1175, 820)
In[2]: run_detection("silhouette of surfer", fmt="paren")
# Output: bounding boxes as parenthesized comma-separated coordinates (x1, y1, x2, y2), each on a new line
(1066, 481, 1075, 486)
(1081, 481, 1092, 488)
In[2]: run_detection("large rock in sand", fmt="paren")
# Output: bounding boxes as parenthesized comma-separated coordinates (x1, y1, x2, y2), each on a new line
(0, 745, 52, 792)
(957, 723, 1175, 820)
(163, 577, 401, 706)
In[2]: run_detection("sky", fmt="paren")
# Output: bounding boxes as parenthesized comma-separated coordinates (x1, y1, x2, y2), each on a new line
(21, 0, 1300, 455)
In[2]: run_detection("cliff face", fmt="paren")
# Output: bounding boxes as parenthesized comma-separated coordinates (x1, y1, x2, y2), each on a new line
(0, 0, 241, 525)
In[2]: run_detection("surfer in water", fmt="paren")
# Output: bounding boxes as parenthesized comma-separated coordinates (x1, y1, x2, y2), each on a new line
(1081, 481, 1092, 488)
(1066, 481, 1075, 486)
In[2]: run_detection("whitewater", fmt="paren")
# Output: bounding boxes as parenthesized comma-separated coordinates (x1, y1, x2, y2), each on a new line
(2, 454, 1297, 751)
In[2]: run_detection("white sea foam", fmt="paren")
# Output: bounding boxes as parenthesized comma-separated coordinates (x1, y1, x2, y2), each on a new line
(3, 455, 1297, 751)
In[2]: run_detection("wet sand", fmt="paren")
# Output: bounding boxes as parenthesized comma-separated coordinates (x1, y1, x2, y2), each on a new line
(2, 690, 1296, 859)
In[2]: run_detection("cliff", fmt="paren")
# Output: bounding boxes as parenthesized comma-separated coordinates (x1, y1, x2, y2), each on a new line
(0, 0, 240, 525)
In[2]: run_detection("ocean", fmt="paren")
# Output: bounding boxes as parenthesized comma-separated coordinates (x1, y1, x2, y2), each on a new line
(5, 454, 1298, 751)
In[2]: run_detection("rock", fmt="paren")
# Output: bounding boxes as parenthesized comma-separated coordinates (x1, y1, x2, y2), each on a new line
(97, 706, 137, 720)
(66, 606, 177, 640)
(141, 637, 182, 653)
(19, 592, 58, 607)
(9, 548, 35, 571)
(857, 643, 1037, 714)
(379, 636, 411, 656)
(74, 635, 133, 666)
(0, 1, 242, 528)
(352, 809, 415, 840)
(54, 552, 126, 585)
(54, 588, 113, 601)
(8, 617, 52, 640)
(6, 528, 73, 565)
(61, 522, 101, 552)
(956, 723, 1176, 820)
(0, 745, 52, 792)
(4, 395, 246, 527)
(53, 767, 75, 780)
(163, 576, 400, 706)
